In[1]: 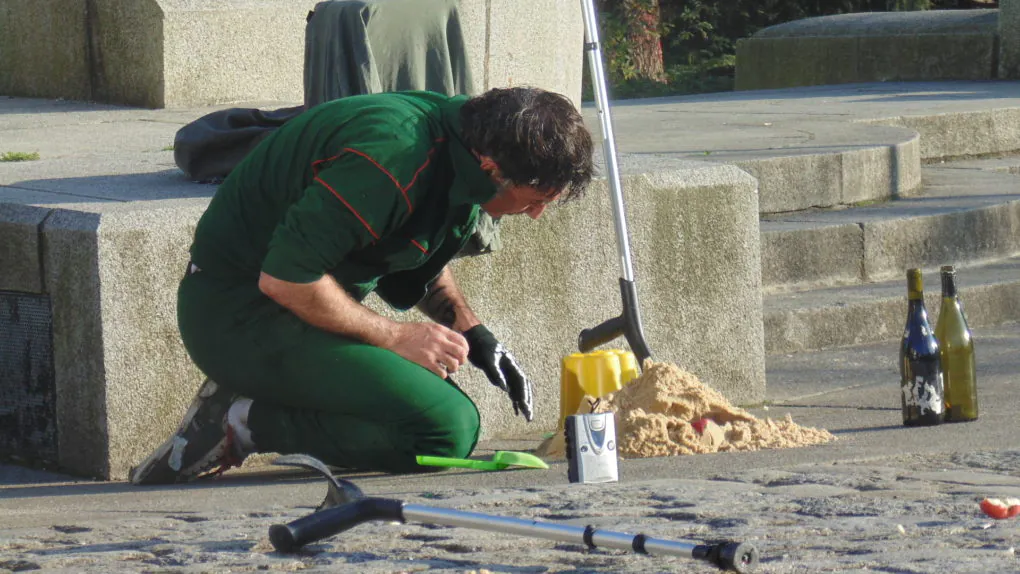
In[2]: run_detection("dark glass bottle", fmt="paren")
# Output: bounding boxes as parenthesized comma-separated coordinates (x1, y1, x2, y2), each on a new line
(935, 266, 978, 422)
(900, 268, 944, 426)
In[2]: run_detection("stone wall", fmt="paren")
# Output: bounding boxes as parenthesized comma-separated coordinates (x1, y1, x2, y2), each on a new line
(0, 160, 762, 479)
(0, 0, 584, 108)
(1003, 0, 1020, 79)
(0, 1, 90, 102)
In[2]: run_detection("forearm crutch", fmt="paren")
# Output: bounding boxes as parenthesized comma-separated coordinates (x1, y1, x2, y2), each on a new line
(577, 0, 653, 365)
(268, 455, 759, 572)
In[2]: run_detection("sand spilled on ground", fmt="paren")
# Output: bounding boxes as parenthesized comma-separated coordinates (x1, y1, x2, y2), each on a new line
(539, 361, 834, 459)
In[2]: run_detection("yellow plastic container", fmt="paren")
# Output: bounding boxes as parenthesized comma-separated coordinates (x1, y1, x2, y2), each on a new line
(559, 349, 639, 428)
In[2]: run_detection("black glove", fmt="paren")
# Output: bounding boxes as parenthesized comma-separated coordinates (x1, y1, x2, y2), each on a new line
(463, 325, 534, 422)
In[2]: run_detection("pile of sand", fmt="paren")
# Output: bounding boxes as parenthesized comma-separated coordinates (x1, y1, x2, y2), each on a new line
(539, 361, 834, 459)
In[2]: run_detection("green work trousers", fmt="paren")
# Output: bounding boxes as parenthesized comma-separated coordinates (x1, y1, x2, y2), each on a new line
(177, 271, 480, 473)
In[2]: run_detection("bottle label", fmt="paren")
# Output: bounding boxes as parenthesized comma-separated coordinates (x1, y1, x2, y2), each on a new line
(903, 373, 944, 415)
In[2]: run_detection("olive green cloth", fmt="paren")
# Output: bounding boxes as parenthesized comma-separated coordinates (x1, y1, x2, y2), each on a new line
(304, 0, 474, 108)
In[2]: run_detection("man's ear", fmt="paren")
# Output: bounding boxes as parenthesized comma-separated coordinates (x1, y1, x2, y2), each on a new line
(477, 155, 500, 175)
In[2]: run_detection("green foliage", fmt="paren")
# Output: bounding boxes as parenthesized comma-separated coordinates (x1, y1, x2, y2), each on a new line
(0, 151, 40, 162)
(593, 0, 649, 83)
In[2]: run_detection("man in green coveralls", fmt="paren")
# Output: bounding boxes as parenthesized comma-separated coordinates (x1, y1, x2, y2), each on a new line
(130, 87, 594, 484)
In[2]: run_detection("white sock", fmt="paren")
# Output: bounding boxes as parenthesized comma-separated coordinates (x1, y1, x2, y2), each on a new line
(227, 398, 256, 453)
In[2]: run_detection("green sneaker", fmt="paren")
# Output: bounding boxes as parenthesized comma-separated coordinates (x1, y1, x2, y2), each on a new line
(130, 379, 247, 485)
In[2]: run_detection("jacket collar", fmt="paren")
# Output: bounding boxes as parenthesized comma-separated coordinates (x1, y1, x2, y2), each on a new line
(441, 96, 500, 208)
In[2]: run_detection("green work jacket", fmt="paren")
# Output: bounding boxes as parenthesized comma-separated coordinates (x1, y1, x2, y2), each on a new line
(189, 91, 498, 310)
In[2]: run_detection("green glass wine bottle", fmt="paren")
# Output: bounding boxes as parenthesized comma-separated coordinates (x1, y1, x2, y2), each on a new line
(900, 268, 944, 426)
(935, 266, 978, 422)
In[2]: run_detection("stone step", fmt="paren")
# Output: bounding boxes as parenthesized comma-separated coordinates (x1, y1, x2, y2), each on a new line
(935, 154, 1020, 175)
(764, 255, 1020, 354)
(761, 162, 1020, 292)
(601, 82, 1020, 216)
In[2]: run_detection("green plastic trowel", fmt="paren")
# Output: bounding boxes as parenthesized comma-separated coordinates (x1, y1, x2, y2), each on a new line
(416, 450, 549, 471)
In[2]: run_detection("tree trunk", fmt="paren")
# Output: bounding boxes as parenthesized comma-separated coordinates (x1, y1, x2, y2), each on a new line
(621, 0, 666, 82)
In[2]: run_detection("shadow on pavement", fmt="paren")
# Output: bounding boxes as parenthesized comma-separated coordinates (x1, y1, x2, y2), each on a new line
(7, 170, 215, 203)
(0, 463, 517, 500)
(830, 424, 907, 436)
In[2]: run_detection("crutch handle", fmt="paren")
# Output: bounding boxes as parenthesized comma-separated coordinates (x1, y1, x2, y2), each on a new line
(269, 498, 404, 552)
(578, 278, 653, 365)
(578, 315, 624, 352)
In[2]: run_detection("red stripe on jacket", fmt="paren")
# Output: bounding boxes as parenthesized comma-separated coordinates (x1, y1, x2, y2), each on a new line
(310, 138, 448, 248)
(313, 176, 380, 240)
(340, 147, 412, 212)
(311, 139, 447, 214)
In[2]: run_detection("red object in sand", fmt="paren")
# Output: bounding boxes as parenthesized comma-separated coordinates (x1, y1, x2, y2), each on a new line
(979, 498, 1020, 520)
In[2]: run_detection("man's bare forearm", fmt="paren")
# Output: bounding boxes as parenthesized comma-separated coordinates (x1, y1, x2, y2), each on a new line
(258, 272, 396, 348)
(417, 267, 480, 332)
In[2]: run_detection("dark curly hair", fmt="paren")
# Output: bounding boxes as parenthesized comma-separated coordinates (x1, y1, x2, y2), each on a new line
(459, 87, 594, 201)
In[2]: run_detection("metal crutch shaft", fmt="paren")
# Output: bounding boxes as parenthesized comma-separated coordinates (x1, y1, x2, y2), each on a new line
(580, 0, 634, 283)
(270, 498, 759, 572)
(577, 0, 653, 364)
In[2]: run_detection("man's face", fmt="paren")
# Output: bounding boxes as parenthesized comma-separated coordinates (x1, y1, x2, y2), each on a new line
(476, 155, 561, 219)
(481, 180, 561, 219)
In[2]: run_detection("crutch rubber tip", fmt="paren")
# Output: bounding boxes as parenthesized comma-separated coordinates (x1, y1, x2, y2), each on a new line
(718, 542, 759, 573)
(269, 523, 298, 553)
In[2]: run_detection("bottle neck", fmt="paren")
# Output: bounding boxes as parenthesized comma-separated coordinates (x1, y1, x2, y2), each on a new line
(907, 269, 924, 301)
(941, 271, 957, 298)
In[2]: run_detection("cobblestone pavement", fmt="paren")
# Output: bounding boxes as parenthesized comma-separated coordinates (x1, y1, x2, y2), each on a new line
(4, 450, 1020, 573)
(5, 325, 1020, 573)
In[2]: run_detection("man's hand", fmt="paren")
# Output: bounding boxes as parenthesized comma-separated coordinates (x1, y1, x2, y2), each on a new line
(388, 323, 469, 378)
(258, 273, 468, 378)
(463, 325, 534, 421)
